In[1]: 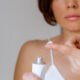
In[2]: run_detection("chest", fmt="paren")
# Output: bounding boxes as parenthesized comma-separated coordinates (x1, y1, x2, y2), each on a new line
(44, 50, 80, 80)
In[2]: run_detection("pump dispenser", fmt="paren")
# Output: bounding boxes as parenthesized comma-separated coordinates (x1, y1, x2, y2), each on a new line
(32, 57, 46, 80)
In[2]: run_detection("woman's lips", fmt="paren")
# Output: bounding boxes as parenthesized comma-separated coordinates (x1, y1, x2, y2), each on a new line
(65, 15, 80, 21)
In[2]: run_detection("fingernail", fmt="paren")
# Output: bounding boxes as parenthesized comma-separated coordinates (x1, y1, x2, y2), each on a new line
(22, 73, 27, 80)
(47, 41, 53, 44)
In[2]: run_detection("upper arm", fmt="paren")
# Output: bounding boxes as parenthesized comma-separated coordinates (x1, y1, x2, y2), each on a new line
(14, 40, 41, 80)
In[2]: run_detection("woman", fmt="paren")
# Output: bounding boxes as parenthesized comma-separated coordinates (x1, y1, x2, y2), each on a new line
(14, 0, 80, 80)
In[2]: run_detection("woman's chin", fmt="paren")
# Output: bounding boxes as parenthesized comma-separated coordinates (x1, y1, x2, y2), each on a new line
(70, 28, 80, 32)
(66, 28, 80, 32)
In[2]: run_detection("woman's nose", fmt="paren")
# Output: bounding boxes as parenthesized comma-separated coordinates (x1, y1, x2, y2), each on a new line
(66, 0, 79, 9)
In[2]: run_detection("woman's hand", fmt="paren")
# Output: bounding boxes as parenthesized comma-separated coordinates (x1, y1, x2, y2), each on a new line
(22, 72, 41, 80)
(45, 40, 80, 74)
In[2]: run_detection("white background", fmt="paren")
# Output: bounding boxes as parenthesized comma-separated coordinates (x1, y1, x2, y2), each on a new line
(0, 0, 61, 80)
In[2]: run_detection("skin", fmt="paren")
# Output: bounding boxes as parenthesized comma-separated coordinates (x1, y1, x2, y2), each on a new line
(14, 0, 80, 80)
(51, 0, 80, 40)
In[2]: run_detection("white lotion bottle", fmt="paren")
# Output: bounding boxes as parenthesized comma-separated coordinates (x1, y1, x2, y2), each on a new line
(32, 57, 46, 80)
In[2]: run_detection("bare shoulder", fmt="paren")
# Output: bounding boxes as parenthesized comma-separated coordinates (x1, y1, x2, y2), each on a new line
(21, 34, 62, 51)
(19, 39, 48, 55)
(22, 39, 47, 49)
(14, 39, 48, 80)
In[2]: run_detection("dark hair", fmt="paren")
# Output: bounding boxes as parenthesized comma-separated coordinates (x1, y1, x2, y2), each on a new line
(38, 0, 57, 26)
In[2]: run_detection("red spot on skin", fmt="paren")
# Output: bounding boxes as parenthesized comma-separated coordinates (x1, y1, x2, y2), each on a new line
(74, 39, 80, 49)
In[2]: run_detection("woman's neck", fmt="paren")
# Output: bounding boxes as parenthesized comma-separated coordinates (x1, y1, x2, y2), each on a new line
(61, 29, 80, 43)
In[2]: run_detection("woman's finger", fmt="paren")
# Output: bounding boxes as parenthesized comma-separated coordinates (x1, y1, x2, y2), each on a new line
(46, 42, 80, 58)
(22, 72, 40, 80)
(64, 40, 76, 48)
(45, 43, 73, 55)
(65, 37, 80, 49)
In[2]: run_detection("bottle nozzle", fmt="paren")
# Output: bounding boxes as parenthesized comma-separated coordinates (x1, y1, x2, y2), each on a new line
(36, 57, 42, 64)
(48, 41, 53, 44)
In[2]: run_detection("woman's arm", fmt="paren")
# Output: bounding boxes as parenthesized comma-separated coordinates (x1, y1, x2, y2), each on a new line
(14, 40, 41, 80)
